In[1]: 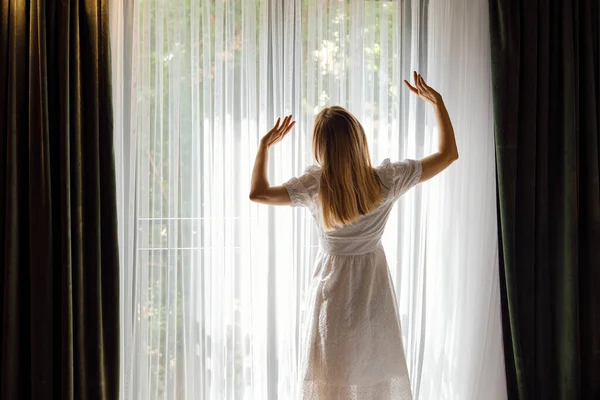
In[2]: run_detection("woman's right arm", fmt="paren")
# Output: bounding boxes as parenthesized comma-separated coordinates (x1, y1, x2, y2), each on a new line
(404, 72, 459, 183)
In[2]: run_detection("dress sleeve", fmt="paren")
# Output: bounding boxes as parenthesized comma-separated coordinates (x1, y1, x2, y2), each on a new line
(380, 158, 422, 199)
(281, 165, 322, 208)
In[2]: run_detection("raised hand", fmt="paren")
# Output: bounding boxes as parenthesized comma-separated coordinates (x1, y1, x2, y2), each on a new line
(261, 115, 296, 148)
(404, 71, 442, 106)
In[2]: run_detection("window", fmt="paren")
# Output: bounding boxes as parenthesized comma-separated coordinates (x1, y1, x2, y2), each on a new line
(111, 1, 504, 399)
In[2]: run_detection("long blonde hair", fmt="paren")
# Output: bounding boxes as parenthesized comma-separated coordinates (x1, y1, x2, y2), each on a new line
(312, 106, 385, 231)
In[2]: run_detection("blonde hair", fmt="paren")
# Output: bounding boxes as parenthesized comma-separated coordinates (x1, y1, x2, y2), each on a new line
(312, 106, 385, 231)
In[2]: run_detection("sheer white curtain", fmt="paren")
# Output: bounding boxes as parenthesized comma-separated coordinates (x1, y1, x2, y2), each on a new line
(110, 0, 506, 399)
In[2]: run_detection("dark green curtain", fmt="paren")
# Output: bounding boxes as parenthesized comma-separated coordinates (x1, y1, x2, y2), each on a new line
(489, 1, 600, 399)
(0, 1, 119, 399)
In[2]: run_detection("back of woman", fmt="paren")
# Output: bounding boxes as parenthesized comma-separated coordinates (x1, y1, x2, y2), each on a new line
(282, 155, 422, 256)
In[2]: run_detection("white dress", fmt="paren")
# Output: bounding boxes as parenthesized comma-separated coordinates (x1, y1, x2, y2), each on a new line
(282, 158, 422, 400)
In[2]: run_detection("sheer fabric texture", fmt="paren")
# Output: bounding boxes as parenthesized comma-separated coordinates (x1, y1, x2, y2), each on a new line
(110, 0, 506, 399)
(283, 158, 421, 400)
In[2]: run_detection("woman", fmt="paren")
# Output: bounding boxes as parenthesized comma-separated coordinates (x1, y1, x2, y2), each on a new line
(249, 72, 458, 399)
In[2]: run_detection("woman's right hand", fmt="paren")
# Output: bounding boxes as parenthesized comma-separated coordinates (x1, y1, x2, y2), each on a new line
(404, 71, 442, 106)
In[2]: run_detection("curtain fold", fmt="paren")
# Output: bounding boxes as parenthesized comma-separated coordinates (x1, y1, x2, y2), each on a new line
(489, 1, 600, 398)
(0, 1, 119, 399)
(112, 0, 504, 399)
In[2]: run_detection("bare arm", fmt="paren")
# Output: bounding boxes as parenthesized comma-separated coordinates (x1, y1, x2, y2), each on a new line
(249, 115, 296, 205)
(404, 72, 459, 183)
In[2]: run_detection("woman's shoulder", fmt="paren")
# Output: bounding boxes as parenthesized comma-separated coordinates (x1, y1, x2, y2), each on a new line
(304, 164, 322, 174)
(302, 164, 322, 182)
(377, 158, 392, 169)
(374, 158, 393, 177)
(375, 157, 421, 175)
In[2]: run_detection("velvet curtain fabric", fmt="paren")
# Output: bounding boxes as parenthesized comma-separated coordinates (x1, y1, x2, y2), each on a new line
(489, 1, 600, 399)
(0, 1, 119, 399)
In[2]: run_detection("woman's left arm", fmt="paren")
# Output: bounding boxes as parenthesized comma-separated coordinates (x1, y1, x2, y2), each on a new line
(249, 115, 296, 205)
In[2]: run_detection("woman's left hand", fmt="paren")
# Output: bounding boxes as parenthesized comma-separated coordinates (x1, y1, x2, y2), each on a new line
(261, 115, 296, 148)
